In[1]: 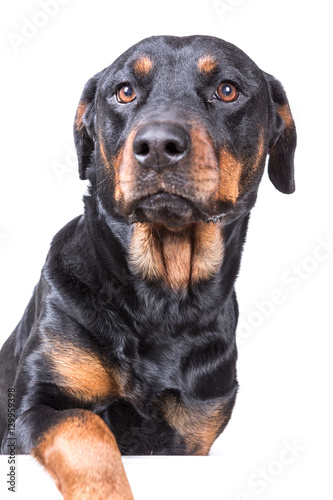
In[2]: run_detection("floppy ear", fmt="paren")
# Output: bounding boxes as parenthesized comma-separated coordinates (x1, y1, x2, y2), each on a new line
(73, 74, 100, 180)
(264, 73, 297, 194)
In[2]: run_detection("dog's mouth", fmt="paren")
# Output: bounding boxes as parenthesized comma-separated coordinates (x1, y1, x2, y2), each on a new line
(129, 193, 226, 227)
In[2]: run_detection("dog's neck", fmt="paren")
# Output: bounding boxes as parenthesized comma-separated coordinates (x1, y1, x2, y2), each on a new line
(83, 192, 249, 302)
(129, 222, 224, 290)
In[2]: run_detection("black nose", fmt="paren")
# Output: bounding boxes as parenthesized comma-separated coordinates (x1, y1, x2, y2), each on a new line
(133, 123, 190, 171)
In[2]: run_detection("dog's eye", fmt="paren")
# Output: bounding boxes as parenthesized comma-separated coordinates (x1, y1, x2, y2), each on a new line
(216, 82, 239, 102)
(116, 84, 136, 104)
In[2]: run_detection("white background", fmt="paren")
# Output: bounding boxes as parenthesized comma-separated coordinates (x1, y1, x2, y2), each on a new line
(0, 0, 332, 499)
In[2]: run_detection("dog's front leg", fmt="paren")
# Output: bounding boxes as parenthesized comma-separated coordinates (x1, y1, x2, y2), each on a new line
(7, 407, 134, 500)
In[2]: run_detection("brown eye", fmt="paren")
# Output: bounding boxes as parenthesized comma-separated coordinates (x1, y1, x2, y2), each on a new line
(116, 84, 136, 103)
(216, 82, 239, 102)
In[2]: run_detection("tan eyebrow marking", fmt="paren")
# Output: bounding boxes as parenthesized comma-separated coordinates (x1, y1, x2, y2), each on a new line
(133, 56, 153, 77)
(198, 55, 218, 74)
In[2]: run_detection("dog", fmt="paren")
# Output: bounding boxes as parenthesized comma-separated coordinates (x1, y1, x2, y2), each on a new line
(0, 35, 296, 499)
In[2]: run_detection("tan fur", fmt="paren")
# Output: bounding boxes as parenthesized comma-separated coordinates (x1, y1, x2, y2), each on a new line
(99, 133, 110, 170)
(243, 129, 265, 183)
(277, 103, 295, 129)
(133, 56, 153, 77)
(252, 129, 265, 172)
(189, 126, 220, 202)
(218, 130, 266, 203)
(110, 122, 220, 215)
(191, 222, 224, 282)
(45, 338, 127, 403)
(130, 222, 223, 290)
(159, 226, 193, 289)
(33, 410, 134, 500)
(129, 223, 165, 281)
(159, 393, 229, 455)
(218, 148, 243, 204)
(75, 101, 87, 131)
(198, 55, 218, 74)
(114, 128, 138, 204)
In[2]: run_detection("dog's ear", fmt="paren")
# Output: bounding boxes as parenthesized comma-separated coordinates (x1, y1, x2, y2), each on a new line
(74, 73, 102, 180)
(264, 73, 297, 194)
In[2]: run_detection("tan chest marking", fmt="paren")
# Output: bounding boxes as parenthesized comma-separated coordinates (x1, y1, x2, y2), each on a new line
(130, 221, 223, 290)
(159, 393, 230, 455)
(191, 221, 223, 282)
(45, 338, 127, 404)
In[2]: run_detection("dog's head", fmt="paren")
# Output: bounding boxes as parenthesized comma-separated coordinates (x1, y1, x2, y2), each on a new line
(74, 35, 296, 228)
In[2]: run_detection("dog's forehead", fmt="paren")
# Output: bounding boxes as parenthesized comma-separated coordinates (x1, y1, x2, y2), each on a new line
(104, 35, 261, 83)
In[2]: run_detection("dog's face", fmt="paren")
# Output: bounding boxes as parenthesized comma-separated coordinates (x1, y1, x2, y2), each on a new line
(74, 36, 296, 228)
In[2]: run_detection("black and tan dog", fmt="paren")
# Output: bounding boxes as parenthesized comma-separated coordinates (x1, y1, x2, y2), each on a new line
(0, 35, 296, 499)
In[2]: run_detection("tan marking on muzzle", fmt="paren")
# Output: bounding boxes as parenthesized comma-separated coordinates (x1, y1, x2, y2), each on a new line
(99, 133, 110, 169)
(217, 148, 243, 204)
(189, 126, 220, 203)
(253, 129, 265, 171)
(245, 128, 266, 178)
(239, 129, 266, 191)
(114, 128, 139, 204)
(114, 121, 220, 213)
